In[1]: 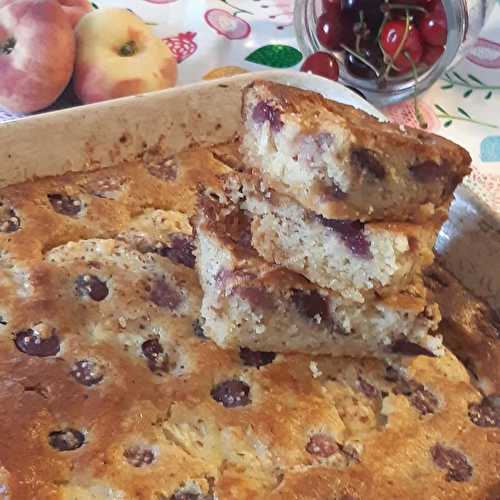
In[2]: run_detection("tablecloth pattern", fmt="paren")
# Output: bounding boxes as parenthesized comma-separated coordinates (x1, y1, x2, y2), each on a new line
(2, 0, 500, 212)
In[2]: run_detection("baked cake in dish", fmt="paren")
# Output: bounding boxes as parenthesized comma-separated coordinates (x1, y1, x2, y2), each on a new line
(228, 173, 438, 302)
(241, 81, 471, 223)
(0, 142, 497, 499)
(194, 201, 442, 358)
(425, 263, 500, 399)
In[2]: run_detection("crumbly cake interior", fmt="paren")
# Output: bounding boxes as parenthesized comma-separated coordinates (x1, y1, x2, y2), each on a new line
(241, 81, 472, 223)
(236, 178, 437, 302)
(0, 144, 498, 500)
(194, 205, 443, 358)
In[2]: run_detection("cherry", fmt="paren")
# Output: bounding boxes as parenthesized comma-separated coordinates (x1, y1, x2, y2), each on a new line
(422, 44, 444, 66)
(418, 8, 447, 46)
(341, 0, 384, 29)
(322, 0, 341, 14)
(301, 52, 339, 81)
(316, 12, 344, 50)
(380, 20, 423, 73)
(345, 42, 383, 79)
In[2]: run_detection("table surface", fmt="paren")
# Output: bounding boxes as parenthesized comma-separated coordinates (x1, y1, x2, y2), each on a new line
(2, 0, 500, 213)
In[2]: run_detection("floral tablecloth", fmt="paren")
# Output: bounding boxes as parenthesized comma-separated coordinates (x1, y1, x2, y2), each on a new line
(2, 0, 500, 212)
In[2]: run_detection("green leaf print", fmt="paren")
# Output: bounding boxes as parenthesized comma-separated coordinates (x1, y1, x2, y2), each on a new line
(441, 72, 500, 99)
(434, 104, 498, 129)
(246, 45, 303, 68)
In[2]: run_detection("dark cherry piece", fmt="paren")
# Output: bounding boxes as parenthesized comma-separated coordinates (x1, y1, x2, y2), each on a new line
(306, 434, 339, 458)
(350, 148, 386, 179)
(357, 377, 379, 399)
(48, 429, 85, 451)
(393, 379, 438, 415)
(345, 42, 383, 79)
(409, 160, 443, 182)
(252, 101, 284, 132)
(301, 52, 339, 81)
(341, 0, 384, 29)
(316, 215, 372, 259)
(211, 379, 251, 408)
(193, 319, 208, 339)
(47, 193, 83, 217)
(157, 234, 196, 269)
(239, 347, 276, 368)
(384, 364, 401, 382)
(14, 328, 60, 357)
(0, 203, 20, 233)
(147, 157, 178, 182)
(234, 286, 273, 311)
(75, 274, 109, 302)
(409, 386, 439, 415)
(468, 398, 500, 428)
(123, 446, 156, 467)
(71, 359, 104, 386)
(291, 289, 330, 322)
(390, 340, 435, 357)
(223, 209, 253, 248)
(141, 338, 169, 374)
(430, 444, 473, 482)
(150, 279, 182, 311)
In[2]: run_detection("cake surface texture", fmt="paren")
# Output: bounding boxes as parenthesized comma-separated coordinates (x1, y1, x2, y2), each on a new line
(241, 81, 472, 223)
(0, 98, 497, 498)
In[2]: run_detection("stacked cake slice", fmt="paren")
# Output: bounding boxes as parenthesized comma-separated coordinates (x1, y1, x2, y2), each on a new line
(194, 80, 472, 359)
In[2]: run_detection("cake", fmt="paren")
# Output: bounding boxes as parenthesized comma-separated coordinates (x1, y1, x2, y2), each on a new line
(227, 173, 439, 302)
(194, 200, 443, 358)
(0, 86, 496, 499)
(424, 263, 500, 399)
(241, 81, 472, 223)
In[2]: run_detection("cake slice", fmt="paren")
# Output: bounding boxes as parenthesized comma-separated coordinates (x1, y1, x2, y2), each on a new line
(194, 201, 442, 358)
(241, 81, 471, 222)
(227, 173, 439, 302)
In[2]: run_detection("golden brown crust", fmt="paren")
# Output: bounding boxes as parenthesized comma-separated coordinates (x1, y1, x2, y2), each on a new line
(424, 263, 500, 397)
(247, 80, 471, 173)
(242, 81, 472, 223)
(0, 144, 497, 500)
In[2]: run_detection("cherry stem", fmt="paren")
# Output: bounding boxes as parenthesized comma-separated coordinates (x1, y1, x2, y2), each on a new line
(405, 52, 428, 129)
(355, 10, 364, 53)
(341, 43, 381, 78)
(381, 8, 411, 79)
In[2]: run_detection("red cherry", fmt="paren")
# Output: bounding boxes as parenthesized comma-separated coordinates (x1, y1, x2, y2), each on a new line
(429, 0, 445, 12)
(316, 12, 344, 50)
(301, 52, 340, 81)
(422, 44, 444, 66)
(322, 0, 341, 14)
(418, 9, 447, 46)
(380, 20, 423, 73)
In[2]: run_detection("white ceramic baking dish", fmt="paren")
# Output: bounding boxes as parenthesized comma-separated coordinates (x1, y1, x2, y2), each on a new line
(0, 69, 496, 312)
